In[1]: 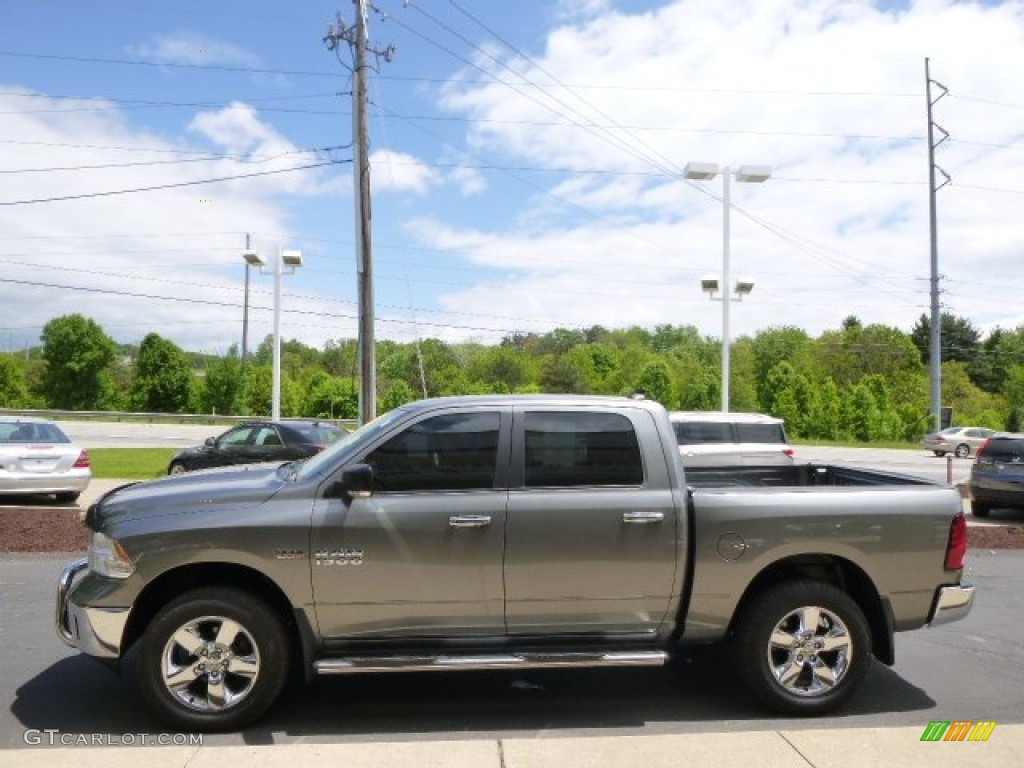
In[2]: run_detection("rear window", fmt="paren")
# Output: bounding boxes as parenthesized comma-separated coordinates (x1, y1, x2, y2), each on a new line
(982, 439, 1024, 462)
(0, 422, 70, 443)
(673, 422, 733, 444)
(293, 425, 344, 445)
(736, 423, 787, 444)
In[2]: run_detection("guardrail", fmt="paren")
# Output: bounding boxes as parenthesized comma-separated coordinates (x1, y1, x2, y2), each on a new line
(0, 408, 358, 430)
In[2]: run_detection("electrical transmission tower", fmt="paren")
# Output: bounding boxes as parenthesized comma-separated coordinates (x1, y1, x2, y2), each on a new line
(925, 58, 950, 432)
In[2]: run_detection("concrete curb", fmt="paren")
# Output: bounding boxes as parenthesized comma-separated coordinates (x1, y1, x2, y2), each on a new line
(4, 725, 1023, 767)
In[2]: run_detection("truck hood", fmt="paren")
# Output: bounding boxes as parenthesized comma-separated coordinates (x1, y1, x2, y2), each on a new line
(87, 463, 288, 529)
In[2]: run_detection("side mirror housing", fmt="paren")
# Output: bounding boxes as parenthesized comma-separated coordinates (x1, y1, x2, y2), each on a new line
(204, 437, 216, 447)
(329, 463, 374, 499)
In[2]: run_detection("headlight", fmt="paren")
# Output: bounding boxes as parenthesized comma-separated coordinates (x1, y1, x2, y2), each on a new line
(89, 532, 135, 579)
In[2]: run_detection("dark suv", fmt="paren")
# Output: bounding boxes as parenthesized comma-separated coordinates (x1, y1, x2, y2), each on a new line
(969, 433, 1024, 517)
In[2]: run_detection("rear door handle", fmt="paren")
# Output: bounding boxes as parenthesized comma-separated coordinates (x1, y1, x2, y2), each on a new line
(449, 515, 492, 528)
(623, 511, 664, 524)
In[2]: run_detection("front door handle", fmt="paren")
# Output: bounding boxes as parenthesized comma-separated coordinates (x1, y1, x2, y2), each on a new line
(623, 511, 665, 524)
(449, 515, 492, 528)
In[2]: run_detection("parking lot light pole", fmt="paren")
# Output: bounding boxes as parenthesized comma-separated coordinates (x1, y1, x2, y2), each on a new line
(685, 162, 771, 412)
(244, 248, 302, 421)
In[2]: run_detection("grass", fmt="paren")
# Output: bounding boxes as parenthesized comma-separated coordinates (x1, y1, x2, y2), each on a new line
(88, 448, 177, 479)
(791, 438, 920, 450)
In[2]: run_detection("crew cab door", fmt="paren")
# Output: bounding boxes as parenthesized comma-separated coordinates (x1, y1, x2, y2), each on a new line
(311, 409, 510, 639)
(504, 408, 679, 636)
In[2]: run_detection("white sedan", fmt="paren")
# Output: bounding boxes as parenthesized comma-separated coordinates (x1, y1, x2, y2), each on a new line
(0, 417, 91, 502)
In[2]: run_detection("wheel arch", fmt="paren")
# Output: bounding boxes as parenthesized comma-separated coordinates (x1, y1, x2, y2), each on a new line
(727, 554, 894, 665)
(122, 562, 317, 676)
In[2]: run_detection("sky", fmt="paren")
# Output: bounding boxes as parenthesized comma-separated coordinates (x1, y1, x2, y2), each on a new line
(1, 0, 1023, 357)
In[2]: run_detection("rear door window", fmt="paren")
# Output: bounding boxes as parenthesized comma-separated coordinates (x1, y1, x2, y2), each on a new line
(524, 411, 643, 487)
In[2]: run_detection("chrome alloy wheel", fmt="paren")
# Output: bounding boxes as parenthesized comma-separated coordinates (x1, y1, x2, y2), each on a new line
(766, 605, 852, 697)
(160, 616, 261, 713)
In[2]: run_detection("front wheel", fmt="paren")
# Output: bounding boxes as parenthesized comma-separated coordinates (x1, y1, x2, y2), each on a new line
(168, 462, 187, 475)
(137, 587, 290, 731)
(971, 501, 991, 518)
(733, 580, 871, 716)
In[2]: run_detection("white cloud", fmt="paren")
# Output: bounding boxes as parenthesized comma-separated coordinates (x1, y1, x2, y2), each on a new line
(369, 149, 440, 194)
(0, 88, 337, 352)
(420, 0, 1024, 338)
(126, 32, 260, 68)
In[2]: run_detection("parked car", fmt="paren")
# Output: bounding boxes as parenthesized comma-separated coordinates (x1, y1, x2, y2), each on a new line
(58, 395, 971, 730)
(922, 426, 996, 458)
(969, 433, 1024, 517)
(668, 411, 794, 467)
(0, 417, 91, 502)
(168, 421, 345, 474)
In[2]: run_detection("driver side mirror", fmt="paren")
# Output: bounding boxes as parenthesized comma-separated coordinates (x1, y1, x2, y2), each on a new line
(328, 463, 374, 499)
(204, 437, 216, 447)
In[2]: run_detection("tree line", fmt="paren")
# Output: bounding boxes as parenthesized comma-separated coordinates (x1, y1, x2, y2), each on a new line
(1, 312, 1022, 442)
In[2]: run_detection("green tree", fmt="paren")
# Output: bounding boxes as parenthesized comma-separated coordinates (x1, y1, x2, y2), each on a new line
(0, 354, 31, 407)
(750, 327, 812, 410)
(131, 333, 194, 412)
(911, 312, 980, 365)
(634, 360, 673, 406)
(303, 372, 357, 419)
(380, 380, 415, 413)
(40, 314, 117, 410)
(200, 348, 244, 415)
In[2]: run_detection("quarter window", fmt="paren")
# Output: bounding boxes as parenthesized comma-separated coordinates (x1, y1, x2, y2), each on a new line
(364, 412, 500, 492)
(524, 412, 643, 487)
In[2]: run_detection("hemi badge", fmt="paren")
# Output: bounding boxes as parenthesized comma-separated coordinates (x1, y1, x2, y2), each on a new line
(275, 549, 306, 560)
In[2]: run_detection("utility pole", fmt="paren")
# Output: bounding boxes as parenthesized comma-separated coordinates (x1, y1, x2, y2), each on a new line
(325, 2, 391, 425)
(925, 58, 951, 432)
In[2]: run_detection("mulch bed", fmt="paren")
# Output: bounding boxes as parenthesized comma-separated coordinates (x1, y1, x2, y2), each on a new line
(2, 506, 1023, 553)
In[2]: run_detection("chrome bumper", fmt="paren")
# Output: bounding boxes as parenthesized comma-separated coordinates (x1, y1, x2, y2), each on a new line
(55, 558, 129, 658)
(928, 584, 975, 627)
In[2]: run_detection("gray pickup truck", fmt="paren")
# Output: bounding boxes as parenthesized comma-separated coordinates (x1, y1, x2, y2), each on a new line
(56, 395, 974, 731)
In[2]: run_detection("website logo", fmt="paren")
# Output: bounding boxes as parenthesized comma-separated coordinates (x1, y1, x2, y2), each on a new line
(920, 721, 996, 742)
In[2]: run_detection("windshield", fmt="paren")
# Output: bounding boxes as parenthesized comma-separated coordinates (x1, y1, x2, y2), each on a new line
(296, 408, 410, 480)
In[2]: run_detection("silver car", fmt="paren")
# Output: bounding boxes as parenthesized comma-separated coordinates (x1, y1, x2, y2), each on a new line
(0, 417, 91, 502)
(922, 426, 995, 459)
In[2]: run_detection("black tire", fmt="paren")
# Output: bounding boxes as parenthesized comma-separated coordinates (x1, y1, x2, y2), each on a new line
(733, 580, 871, 716)
(971, 501, 991, 518)
(54, 491, 80, 503)
(137, 587, 290, 731)
(955, 444, 971, 459)
(168, 462, 187, 476)
(933, 451, 946, 457)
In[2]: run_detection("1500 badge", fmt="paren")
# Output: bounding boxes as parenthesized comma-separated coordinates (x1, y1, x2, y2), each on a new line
(315, 548, 364, 566)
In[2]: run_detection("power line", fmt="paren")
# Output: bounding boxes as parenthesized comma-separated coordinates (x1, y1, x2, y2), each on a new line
(0, 159, 347, 206)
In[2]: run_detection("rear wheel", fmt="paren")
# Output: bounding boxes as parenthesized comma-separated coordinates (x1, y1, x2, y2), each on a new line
(955, 444, 971, 458)
(54, 491, 80, 503)
(137, 587, 290, 731)
(932, 451, 946, 457)
(168, 462, 187, 475)
(733, 580, 871, 716)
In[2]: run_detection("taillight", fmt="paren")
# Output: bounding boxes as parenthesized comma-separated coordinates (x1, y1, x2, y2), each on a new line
(73, 450, 90, 468)
(783, 448, 794, 458)
(975, 438, 992, 460)
(945, 512, 967, 570)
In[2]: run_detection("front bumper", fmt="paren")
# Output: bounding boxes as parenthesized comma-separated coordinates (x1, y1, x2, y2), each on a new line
(56, 558, 130, 659)
(927, 584, 975, 627)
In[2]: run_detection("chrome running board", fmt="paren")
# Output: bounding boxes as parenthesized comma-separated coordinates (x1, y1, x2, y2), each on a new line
(314, 650, 667, 675)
